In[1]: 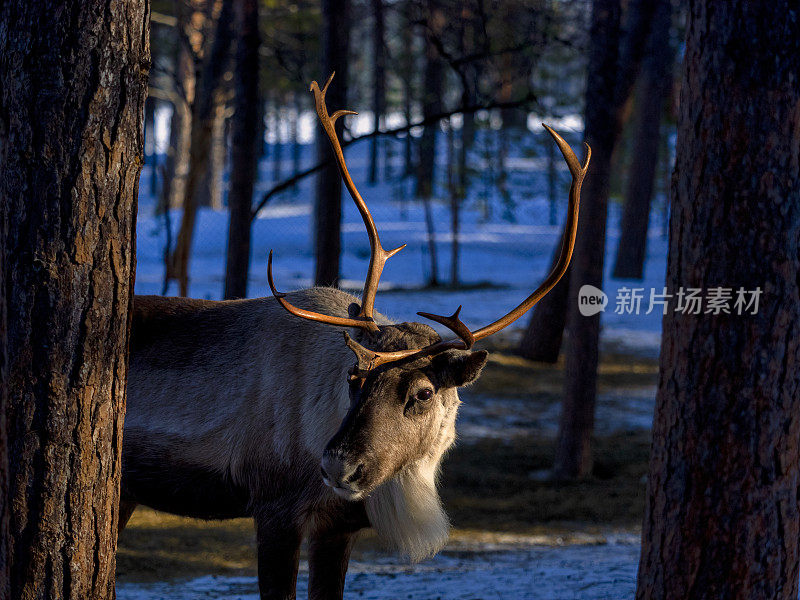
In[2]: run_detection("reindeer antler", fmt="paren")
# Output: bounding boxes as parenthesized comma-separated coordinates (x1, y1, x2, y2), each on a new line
(268, 76, 590, 373)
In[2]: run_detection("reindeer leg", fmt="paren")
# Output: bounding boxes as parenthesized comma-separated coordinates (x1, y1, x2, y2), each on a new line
(307, 528, 354, 600)
(255, 516, 302, 600)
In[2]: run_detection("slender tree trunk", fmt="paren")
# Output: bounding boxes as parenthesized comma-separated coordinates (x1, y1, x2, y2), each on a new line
(0, 0, 148, 596)
(447, 120, 460, 286)
(554, 0, 639, 478)
(168, 0, 234, 295)
(637, 3, 800, 598)
(145, 96, 158, 196)
(314, 0, 350, 287)
(158, 2, 199, 214)
(0, 133, 9, 599)
(517, 237, 570, 362)
(272, 99, 283, 185)
(224, 0, 261, 300)
(369, 0, 386, 184)
(520, 0, 656, 371)
(416, 2, 444, 286)
(612, 0, 673, 280)
(198, 98, 228, 209)
(401, 2, 415, 179)
(291, 92, 302, 196)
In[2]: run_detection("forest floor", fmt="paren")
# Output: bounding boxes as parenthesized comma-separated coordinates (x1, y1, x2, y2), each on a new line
(116, 337, 657, 598)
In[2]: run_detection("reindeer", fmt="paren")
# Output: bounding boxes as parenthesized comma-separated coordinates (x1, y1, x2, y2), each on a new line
(120, 74, 590, 600)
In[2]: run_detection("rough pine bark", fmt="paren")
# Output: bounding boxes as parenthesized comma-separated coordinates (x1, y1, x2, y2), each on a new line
(224, 0, 261, 300)
(612, 0, 673, 280)
(636, 2, 800, 598)
(313, 0, 350, 287)
(0, 0, 149, 596)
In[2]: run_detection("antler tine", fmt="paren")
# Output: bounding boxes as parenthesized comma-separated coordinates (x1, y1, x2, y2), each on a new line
(467, 125, 589, 342)
(417, 306, 475, 349)
(267, 251, 376, 330)
(310, 73, 405, 329)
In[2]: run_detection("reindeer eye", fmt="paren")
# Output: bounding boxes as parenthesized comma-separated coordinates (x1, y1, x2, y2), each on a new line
(414, 388, 433, 403)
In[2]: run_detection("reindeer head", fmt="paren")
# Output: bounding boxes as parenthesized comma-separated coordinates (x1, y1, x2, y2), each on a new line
(268, 73, 590, 502)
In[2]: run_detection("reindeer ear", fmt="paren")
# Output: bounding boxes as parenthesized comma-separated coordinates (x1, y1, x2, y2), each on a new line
(435, 349, 488, 388)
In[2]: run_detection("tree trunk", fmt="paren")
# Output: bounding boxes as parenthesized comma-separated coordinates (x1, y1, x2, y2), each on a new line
(636, 3, 800, 598)
(416, 2, 444, 286)
(168, 0, 234, 295)
(447, 120, 460, 286)
(158, 2, 198, 214)
(517, 238, 570, 362)
(520, 0, 656, 371)
(552, 0, 622, 478)
(0, 136, 9, 599)
(553, 0, 656, 478)
(612, 0, 673, 280)
(224, 0, 261, 300)
(0, 0, 148, 596)
(313, 0, 350, 287)
(145, 96, 158, 197)
(369, 0, 386, 184)
(198, 98, 228, 210)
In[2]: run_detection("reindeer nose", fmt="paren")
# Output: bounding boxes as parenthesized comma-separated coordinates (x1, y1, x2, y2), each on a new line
(320, 452, 364, 489)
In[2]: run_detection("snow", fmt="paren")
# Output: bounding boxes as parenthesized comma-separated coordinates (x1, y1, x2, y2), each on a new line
(117, 541, 641, 600)
(135, 130, 669, 356)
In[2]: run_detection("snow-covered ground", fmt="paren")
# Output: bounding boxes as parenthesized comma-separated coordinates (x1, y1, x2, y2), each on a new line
(117, 540, 641, 600)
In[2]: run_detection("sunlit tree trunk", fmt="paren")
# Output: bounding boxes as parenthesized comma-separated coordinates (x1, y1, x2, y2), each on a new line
(0, 0, 148, 596)
(168, 0, 234, 295)
(636, 2, 800, 598)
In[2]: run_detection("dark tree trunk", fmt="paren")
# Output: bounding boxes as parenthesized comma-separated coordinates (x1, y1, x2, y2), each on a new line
(0, 137, 8, 599)
(416, 3, 444, 286)
(612, 0, 673, 280)
(553, 0, 656, 478)
(447, 120, 460, 286)
(0, 0, 148, 596)
(636, 2, 800, 598)
(272, 99, 283, 185)
(517, 238, 570, 362)
(520, 0, 656, 371)
(313, 0, 350, 287)
(168, 0, 234, 295)
(368, 0, 386, 184)
(224, 0, 261, 300)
